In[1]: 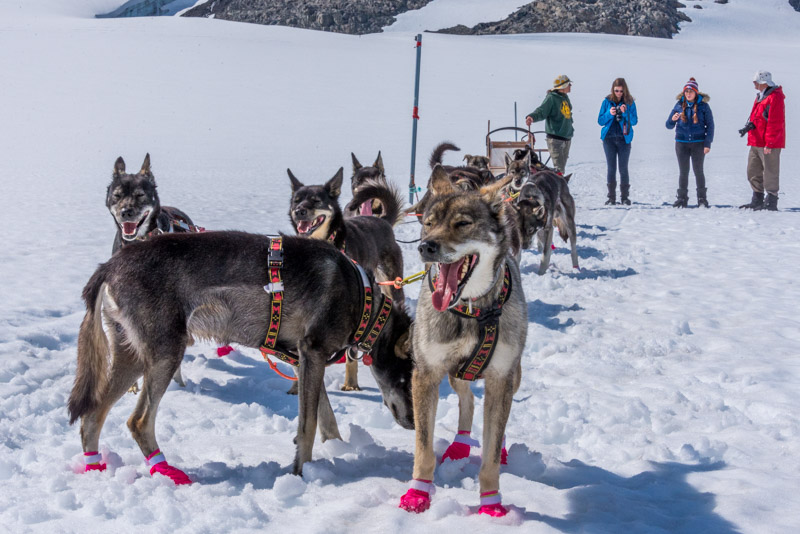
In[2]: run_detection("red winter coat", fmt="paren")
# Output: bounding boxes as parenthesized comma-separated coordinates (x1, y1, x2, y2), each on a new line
(747, 86, 785, 149)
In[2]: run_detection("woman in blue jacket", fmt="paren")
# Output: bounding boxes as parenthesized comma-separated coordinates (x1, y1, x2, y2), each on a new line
(598, 78, 638, 205)
(666, 77, 714, 207)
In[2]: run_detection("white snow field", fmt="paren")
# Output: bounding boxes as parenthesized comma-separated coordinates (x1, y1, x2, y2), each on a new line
(1, 0, 799, 532)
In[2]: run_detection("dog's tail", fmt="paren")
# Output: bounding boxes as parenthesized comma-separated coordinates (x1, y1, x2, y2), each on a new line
(350, 179, 405, 227)
(429, 142, 460, 170)
(68, 264, 112, 425)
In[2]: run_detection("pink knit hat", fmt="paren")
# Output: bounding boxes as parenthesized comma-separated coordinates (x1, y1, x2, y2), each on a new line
(683, 77, 699, 93)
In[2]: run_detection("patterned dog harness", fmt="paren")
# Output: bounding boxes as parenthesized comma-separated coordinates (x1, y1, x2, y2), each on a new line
(142, 219, 205, 240)
(259, 236, 393, 368)
(430, 263, 512, 381)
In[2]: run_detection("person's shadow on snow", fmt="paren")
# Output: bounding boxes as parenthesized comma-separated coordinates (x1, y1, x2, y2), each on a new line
(503, 445, 740, 533)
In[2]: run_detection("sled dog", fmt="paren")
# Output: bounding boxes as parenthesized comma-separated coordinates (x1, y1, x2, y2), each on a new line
(106, 153, 203, 388)
(518, 169, 579, 275)
(463, 154, 491, 171)
(288, 168, 405, 391)
(344, 151, 392, 218)
(68, 233, 414, 480)
(107, 154, 198, 255)
(399, 172, 526, 516)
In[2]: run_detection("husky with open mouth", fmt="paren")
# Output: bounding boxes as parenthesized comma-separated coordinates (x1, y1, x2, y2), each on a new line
(343, 151, 403, 219)
(107, 154, 197, 255)
(399, 169, 527, 517)
(288, 167, 406, 391)
(106, 153, 201, 388)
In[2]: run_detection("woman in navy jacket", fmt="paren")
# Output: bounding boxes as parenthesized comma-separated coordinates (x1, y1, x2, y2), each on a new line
(666, 77, 714, 207)
(598, 77, 638, 205)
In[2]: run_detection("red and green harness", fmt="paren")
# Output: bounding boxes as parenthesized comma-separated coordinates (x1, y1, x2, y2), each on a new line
(429, 263, 512, 381)
(259, 236, 393, 373)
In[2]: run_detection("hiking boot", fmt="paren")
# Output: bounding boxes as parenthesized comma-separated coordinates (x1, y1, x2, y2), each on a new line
(672, 189, 688, 208)
(697, 188, 709, 208)
(605, 182, 616, 205)
(762, 193, 778, 211)
(620, 184, 631, 205)
(739, 191, 764, 209)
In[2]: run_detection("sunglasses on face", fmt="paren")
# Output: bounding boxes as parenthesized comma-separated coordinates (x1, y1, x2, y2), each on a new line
(614, 89, 624, 93)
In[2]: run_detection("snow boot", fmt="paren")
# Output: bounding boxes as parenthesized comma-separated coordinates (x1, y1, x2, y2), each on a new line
(697, 188, 709, 208)
(761, 193, 779, 211)
(672, 189, 688, 208)
(620, 184, 631, 205)
(739, 191, 764, 209)
(604, 182, 616, 205)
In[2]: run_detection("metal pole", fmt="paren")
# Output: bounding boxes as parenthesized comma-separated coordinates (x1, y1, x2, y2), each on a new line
(514, 101, 518, 141)
(409, 34, 422, 205)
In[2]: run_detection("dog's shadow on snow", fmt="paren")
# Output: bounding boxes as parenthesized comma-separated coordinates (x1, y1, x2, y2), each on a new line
(441, 445, 739, 533)
(527, 300, 581, 331)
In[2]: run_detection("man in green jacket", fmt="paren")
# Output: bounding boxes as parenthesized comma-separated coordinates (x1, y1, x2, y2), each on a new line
(526, 75, 574, 174)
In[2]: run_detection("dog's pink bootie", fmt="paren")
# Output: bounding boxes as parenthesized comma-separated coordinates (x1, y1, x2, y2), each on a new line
(501, 447, 509, 465)
(217, 345, 234, 357)
(399, 479, 434, 513)
(551, 244, 556, 250)
(479, 503, 509, 517)
(146, 449, 191, 485)
(83, 451, 106, 472)
(479, 491, 508, 517)
(442, 431, 479, 462)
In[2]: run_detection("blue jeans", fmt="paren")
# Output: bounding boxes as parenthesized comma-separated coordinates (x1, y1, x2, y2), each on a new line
(603, 135, 631, 186)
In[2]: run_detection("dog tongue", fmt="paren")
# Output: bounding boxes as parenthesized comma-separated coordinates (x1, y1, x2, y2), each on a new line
(432, 258, 466, 312)
(359, 201, 373, 216)
(296, 221, 312, 234)
(122, 222, 138, 235)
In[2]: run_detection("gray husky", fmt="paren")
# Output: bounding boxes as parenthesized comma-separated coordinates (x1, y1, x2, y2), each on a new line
(68, 233, 414, 481)
(517, 169, 579, 275)
(344, 151, 392, 218)
(398, 173, 526, 517)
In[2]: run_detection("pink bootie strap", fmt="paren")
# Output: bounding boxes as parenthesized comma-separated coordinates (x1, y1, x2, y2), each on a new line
(145, 449, 166, 467)
(453, 431, 480, 447)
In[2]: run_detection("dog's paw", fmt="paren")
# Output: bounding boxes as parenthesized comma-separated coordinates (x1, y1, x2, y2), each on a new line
(442, 441, 471, 462)
(216, 345, 234, 357)
(399, 488, 431, 513)
(478, 503, 509, 517)
(340, 384, 362, 392)
(501, 446, 508, 465)
(150, 462, 191, 485)
(84, 463, 107, 473)
(127, 383, 140, 394)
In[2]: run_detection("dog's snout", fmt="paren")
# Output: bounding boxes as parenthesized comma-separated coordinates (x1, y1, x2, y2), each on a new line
(418, 240, 439, 256)
(120, 207, 135, 218)
(294, 207, 307, 218)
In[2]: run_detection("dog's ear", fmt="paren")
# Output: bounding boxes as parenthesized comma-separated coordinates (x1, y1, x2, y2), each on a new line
(287, 169, 304, 193)
(429, 164, 453, 196)
(373, 151, 384, 173)
(534, 205, 546, 219)
(561, 173, 572, 183)
(504, 152, 513, 168)
(139, 153, 153, 180)
(114, 157, 126, 176)
(325, 167, 344, 198)
(462, 154, 470, 162)
(524, 151, 532, 167)
(480, 176, 512, 215)
(394, 329, 412, 360)
(351, 153, 362, 174)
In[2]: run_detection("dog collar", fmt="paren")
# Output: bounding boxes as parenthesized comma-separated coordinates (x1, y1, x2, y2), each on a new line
(428, 263, 512, 381)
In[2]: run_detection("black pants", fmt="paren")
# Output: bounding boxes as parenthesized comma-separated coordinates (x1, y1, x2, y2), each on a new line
(675, 142, 706, 192)
(603, 135, 631, 186)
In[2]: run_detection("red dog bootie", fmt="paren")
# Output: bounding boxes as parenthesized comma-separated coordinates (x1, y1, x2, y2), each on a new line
(442, 431, 480, 463)
(501, 435, 508, 465)
(83, 451, 106, 472)
(478, 491, 508, 517)
(217, 345, 234, 357)
(146, 449, 191, 485)
(399, 479, 435, 513)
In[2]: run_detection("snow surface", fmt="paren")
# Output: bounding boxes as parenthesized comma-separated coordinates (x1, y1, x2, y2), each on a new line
(1, 0, 799, 532)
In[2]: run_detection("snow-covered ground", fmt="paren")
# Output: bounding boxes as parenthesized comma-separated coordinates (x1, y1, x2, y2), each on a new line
(1, 0, 799, 532)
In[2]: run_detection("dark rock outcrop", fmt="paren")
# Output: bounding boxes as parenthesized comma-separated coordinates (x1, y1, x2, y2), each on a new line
(437, 0, 692, 39)
(790, 0, 800, 12)
(182, 0, 434, 35)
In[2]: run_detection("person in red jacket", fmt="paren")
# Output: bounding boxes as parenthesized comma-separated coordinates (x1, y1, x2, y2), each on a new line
(740, 70, 786, 211)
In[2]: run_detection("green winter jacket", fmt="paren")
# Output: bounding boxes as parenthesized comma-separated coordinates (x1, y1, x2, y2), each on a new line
(527, 90, 574, 139)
